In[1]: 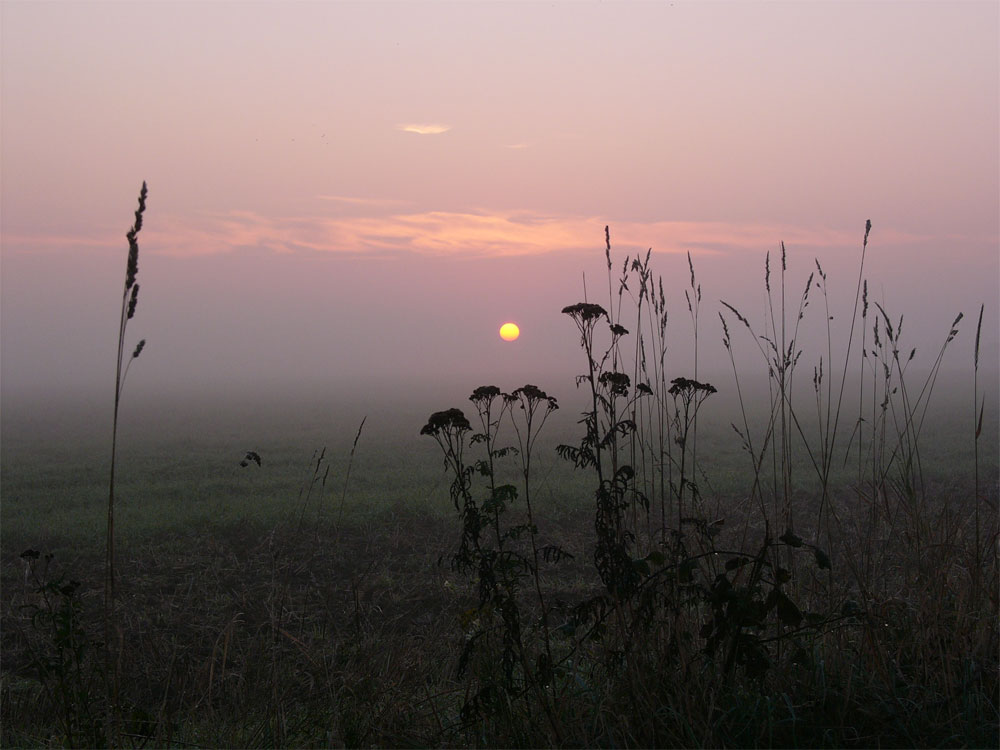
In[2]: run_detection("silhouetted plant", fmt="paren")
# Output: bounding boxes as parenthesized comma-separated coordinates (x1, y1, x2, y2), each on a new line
(18, 550, 106, 748)
(105, 180, 148, 741)
(559, 291, 648, 603)
(422, 386, 567, 742)
(667, 376, 717, 535)
(554, 228, 844, 711)
(239, 450, 262, 468)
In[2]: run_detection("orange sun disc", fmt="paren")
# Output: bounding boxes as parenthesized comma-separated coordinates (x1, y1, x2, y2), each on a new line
(499, 322, 520, 341)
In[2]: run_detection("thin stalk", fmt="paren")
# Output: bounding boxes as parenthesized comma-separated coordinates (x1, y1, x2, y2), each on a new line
(815, 220, 872, 539)
(105, 182, 147, 744)
(973, 304, 984, 597)
(334, 416, 367, 541)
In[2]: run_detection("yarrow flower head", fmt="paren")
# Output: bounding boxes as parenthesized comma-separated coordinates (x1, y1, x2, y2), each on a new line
(510, 384, 558, 411)
(668, 377, 717, 397)
(561, 302, 607, 324)
(420, 408, 472, 437)
(469, 385, 502, 408)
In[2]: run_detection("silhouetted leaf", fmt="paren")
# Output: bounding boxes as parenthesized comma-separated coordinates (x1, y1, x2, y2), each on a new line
(679, 557, 698, 583)
(725, 556, 750, 571)
(645, 550, 666, 567)
(779, 530, 803, 547)
(841, 599, 863, 619)
(774, 589, 802, 627)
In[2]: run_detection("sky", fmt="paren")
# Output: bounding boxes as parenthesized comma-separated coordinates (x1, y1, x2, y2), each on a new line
(2, 1, 998, 412)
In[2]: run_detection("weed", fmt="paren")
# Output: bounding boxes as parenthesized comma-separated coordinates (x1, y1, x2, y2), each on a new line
(422, 385, 568, 743)
(16, 550, 106, 748)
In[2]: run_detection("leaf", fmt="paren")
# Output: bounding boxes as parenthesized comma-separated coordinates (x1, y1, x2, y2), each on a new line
(645, 550, 666, 568)
(774, 590, 803, 627)
(678, 557, 698, 583)
(556, 622, 576, 638)
(791, 646, 813, 667)
(241, 450, 262, 468)
(813, 547, 831, 570)
(841, 600, 863, 618)
(779, 530, 803, 547)
(725, 556, 750, 571)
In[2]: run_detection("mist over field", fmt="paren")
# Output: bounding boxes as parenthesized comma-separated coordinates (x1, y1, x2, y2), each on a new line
(3, 233, 997, 399)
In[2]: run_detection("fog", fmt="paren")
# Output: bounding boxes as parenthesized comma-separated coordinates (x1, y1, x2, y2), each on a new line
(3, 231, 997, 463)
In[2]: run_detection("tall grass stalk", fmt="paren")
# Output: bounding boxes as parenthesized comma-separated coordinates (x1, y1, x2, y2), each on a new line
(334, 416, 367, 541)
(973, 304, 985, 596)
(105, 181, 148, 734)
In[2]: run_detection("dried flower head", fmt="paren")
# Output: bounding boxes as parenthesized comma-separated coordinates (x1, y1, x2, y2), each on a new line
(470, 385, 502, 405)
(562, 302, 607, 323)
(420, 408, 472, 437)
(511, 384, 558, 411)
(598, 371, 631, 397)
(668, 376, 717, 397)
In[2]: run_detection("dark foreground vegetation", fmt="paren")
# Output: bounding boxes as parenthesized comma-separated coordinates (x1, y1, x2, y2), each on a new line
(2, 188, 997, 747)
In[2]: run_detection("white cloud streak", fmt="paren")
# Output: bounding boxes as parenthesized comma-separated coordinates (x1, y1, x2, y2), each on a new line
(396, 123, 451, 135)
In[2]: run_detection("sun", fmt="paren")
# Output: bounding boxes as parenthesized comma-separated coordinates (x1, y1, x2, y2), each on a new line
(499, 322, 520, 341)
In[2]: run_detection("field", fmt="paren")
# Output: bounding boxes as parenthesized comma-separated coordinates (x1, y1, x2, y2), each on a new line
(2, 231, 999, 748)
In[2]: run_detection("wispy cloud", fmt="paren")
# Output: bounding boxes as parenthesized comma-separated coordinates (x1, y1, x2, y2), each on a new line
(397, 123, 451, 135)
(124, 209, 947, 260)
(4, 208, 958, 262)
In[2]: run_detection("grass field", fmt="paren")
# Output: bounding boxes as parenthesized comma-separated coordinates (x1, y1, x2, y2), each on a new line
(3, 380, 996, 747)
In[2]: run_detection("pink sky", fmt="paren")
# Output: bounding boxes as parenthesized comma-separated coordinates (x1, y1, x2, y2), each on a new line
(1, 1, 997, 399)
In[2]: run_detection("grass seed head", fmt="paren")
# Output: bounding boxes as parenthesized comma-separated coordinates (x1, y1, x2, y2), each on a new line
(124, 182, 147, 291)
(127, 283, 140, 319)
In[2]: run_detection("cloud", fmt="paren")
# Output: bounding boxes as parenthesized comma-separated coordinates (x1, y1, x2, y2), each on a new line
(504, 143, 530, 149)
(124, 208, 950, 261)
(5, 205, 961, 262)
(396, 123, 451, 135)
